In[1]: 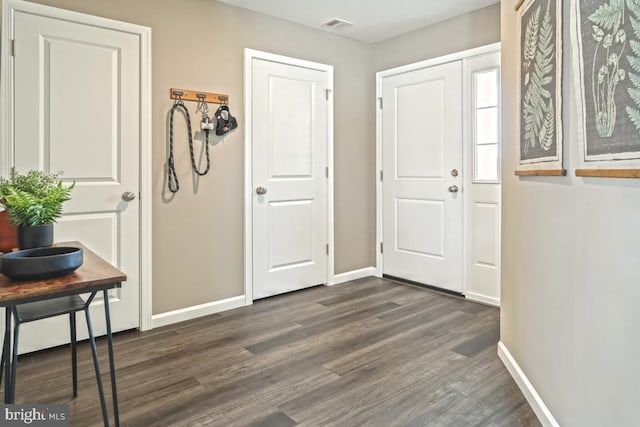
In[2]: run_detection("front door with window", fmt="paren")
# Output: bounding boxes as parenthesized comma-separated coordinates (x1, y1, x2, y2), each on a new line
(381, 61, 464, 292)
(379, 47, 502, 302)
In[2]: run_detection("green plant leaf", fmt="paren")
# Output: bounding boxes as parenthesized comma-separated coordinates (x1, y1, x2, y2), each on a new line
(629, 70, 640, 89)
(523, 6, 541, 62)
(626, 106, 640, 130)
(589, 0, 625, 33)
(539, 98, 555, 151)
(0, 170, 74, 226)
(522, 0, 555, 154)
(629, 11, 640, 39)
(628, 55, 640, 72)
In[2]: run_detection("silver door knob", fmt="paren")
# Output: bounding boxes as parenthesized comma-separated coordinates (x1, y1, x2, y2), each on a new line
(122, 191, 136, 201)
(448, 185, 459, 193)
(256, 187, 267, 195)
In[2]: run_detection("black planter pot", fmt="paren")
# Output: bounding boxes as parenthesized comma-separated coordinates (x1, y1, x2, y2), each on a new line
(17, 223, 54, 249)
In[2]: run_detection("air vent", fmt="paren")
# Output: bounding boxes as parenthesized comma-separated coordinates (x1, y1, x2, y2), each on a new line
(321, 18, 353, 31)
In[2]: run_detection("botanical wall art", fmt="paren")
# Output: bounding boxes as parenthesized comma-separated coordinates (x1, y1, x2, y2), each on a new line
(572, 0, 640, 177)
(517, 0, 564, 175)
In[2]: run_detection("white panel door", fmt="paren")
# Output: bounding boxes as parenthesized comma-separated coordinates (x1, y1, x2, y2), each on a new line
(382, 61, 463, 292)
(10, 8, 141, 352)
(252, 58, 328, 299)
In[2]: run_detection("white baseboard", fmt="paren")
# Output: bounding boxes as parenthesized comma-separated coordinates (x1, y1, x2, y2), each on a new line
(498, 341, 559, 427)
(465, 291, 500, 307)
(329, 266, 376, 286)
(152, 267, 377, 328)
(151, 295, 247, 329)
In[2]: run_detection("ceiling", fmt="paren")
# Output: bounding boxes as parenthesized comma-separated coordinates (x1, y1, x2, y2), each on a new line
(217, 0, 500, 43)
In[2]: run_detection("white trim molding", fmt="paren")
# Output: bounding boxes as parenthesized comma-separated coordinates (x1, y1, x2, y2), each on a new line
(498, 341, 560, 427)
(376, 43, 502, 80)
(243, 48, 335, 304)
(138, 23, 154, 332)
(329, 267, 376, 286)
(151, 296, 246, 329)
(0, 1, 14, 179)
(375, 70, 384, 279)
(464, 292, 500, 307)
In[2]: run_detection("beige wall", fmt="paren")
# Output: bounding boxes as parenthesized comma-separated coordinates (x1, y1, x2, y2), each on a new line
(18, 0, 502, 316)
(501, 1, 640, 425)
(27, 0, 376, 313)
(373, 4, 501, 71)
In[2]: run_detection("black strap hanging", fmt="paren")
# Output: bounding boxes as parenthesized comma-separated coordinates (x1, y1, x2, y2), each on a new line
(167, 100, 211, 193)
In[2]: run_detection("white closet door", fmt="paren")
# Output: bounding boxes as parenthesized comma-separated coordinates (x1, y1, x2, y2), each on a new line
(9, 5, 142, 352)
(251, 57, 329, 299)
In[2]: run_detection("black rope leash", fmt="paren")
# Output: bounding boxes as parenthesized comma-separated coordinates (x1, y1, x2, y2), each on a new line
(167, 102, 183, 193)
(168, 101, 211, 193)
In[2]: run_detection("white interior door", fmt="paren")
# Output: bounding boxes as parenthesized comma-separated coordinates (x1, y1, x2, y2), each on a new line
(251, 56, 329, 299)
(6, 4, 143, 353)
(382, 61, 463, 292)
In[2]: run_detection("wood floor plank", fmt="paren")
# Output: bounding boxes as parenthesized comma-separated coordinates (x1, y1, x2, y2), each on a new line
(246, 410, 297, 427)
(244, 328, 308, 355)
(4, 278, 540, 426)
(451, 324, 501, 357)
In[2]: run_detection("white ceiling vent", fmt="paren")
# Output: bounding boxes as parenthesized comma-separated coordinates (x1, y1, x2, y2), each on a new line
(321, 18, 353, 31)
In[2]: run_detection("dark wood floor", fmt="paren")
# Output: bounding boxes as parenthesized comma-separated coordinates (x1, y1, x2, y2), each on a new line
(6, 277, 540, 426)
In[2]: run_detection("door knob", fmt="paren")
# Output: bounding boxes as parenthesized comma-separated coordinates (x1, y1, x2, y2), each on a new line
(122, 191, 136, 201)
(448, 185, 459, 193)
(256, 187, 267, 195)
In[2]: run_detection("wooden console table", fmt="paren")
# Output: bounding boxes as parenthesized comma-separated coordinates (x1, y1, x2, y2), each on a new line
(0, 241, 126, 426)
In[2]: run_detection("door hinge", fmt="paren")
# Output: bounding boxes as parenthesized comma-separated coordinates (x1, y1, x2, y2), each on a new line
(325, 89, 332, 101)
(325, 166, 329, 178)
(378, 97, 383, 109)
(380, 242, 384, 253)
(326, 244, 329, 255)
(379, 170, 383, 181)
(10, 40, 15, 57)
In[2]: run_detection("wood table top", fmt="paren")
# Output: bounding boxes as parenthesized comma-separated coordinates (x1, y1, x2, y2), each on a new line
(0, 241, 126, 304)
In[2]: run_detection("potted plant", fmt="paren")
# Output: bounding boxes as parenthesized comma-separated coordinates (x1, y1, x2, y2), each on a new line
(0, 170, 74, 249)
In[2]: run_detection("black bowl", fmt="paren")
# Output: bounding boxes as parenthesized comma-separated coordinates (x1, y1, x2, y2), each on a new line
(0, 247, 83, 281)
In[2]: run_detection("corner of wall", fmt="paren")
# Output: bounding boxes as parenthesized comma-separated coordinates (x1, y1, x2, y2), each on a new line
(497, 341, 559, 427)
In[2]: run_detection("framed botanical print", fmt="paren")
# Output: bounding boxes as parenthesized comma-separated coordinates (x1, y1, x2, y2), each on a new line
(517, 0, 565, 176)
(572, 0, 640, 178)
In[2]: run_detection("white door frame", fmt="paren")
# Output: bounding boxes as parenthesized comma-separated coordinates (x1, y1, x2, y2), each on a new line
(243, 48, 334, 304)
(375, 42, 501, 296)
(0, 0, 154, 330)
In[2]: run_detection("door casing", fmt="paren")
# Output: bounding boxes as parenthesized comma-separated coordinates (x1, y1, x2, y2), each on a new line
(375, 43, 501, 302)
(243, 49, 335, 304)
(0, 0, 153, 330)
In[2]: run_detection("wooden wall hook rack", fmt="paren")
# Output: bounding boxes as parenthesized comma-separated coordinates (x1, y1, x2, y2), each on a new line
(170, 88, 229, 104)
